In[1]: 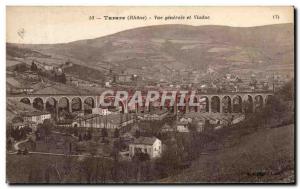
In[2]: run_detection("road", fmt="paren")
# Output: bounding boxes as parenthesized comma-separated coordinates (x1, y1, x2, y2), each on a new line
(13, 138, 28, 151)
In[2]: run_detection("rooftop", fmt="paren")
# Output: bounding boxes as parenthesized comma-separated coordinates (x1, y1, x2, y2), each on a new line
(132, 136, 158, 145)
(75, 114, 100, 121)
(21, 111, 51, 117)
(75, 113, 133, 124)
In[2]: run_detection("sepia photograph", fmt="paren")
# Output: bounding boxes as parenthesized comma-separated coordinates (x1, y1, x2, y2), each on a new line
(5, 6, 295, 184)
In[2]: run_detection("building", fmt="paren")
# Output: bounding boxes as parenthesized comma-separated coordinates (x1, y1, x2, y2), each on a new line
(72, 114, 103, 128)
(92, 108, 111, 116)
(72, 110, 85, 117)
(160, 123, 174, 133)
(105, 81, 111, 88)
(71, 114, 134, 129)
(138, 109, 169, 121)
(129, 137, 162, 159)
(21, 111, 51, 124)
(44, 65, 54, 71)
(176, 123, 190, 133)
(114, 74, 132, 83)
(56, 119, 73, 127)
(67, 76, 99, 87)
(195, 121, 205, 132)
(34, 61, 54, 71)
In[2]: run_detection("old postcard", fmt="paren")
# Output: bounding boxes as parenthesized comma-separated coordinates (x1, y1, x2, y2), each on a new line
(6, 6, 294, 183)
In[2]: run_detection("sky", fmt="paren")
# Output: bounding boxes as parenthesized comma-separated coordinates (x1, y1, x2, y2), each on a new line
(6, 6, 294, 44)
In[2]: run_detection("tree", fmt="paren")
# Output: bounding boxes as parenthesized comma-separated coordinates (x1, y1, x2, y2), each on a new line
(83, 133, 88, 141)
(42, 119, 53, 143)
(73, 125, 79, 136)
(133, 152, 150, 162)
(43, 119, 53, 136)
(31, 61, 38, 71)
(114, 128, 120, 138)
(60, 73, 67, 84)
(88, 142, 98, 156)
(79, 157, 98, 182)
(155, 140, 181, 178)
(7, 138, 12, 151)
(23, 147, 29, 155)
(277, 79, 294, 101)
(28, 137, 36, 151)
(84, 131, 92, 140)
(101, 128, 108, 138)
(135, 130, 140, 138)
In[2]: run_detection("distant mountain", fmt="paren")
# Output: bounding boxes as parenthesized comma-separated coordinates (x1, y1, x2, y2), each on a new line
(7, 23, 294, 81)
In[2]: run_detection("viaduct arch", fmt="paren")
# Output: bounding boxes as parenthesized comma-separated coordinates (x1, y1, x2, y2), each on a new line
(13, 92, 273, 116)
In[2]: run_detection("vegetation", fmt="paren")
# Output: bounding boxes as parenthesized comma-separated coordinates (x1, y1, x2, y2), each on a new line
(160, 81, 294, 182)
(14, 63, 28, 73)
(10, 126, 32, 141)
(6, 81, 294, 183)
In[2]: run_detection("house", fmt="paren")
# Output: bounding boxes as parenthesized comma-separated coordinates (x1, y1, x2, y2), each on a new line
(105, 81, 111, 88)
(44, 65, 54, 71)
(114, 74, 132, 83)
(92, 108, 111, 116)
(21, 111, 51, 124)
(176, 124, 190, 133)
(191, 118, 207, 133)
(129, 137, 162, 159)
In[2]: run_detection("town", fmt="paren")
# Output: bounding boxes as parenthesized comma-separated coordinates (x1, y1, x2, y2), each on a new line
(6, 18, 294, 183)
(6, 54, 292, 182)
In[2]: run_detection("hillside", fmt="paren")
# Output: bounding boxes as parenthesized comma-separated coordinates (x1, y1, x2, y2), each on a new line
(6, 98, 38, 123)
(7, 24, 294, 82)
(160, 124, 294, 183)
(159, 84, 295, 183)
